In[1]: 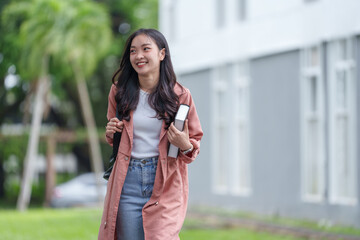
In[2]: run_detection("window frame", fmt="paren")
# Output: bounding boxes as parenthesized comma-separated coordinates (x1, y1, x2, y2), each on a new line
(211, 63, 252, 196)
(229, 62, 252, 196)
(300, 44, 326, 203)
(327, 37, 358, 205)
(211, 66, 230, 194)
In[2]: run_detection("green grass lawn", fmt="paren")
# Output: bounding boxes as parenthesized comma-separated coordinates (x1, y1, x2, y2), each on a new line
(0, 207, 306, 240)
(0, 208, 102, 240)
(0, 207, 355, 240)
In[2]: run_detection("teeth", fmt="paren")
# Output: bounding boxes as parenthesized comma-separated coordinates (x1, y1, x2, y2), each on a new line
(137, 62, 146, 66)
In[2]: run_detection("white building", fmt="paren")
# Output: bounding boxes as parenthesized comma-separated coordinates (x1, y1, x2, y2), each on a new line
(159, 0, 359, 226)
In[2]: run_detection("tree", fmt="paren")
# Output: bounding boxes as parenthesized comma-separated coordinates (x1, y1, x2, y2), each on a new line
(2, 0, 112, 211)
(3, 0, 56, 211)
(56, 0, 112, 204)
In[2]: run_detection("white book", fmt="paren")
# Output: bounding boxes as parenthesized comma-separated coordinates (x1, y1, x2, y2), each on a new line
(168, 104, 190, 158)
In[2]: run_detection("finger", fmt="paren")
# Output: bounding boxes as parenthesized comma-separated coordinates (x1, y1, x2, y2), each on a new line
(115, 127, 123, 132)
(105, 129, 112, 134)
(167, 132, 172, 142)
(167, 129, 173, 139)
(116, 121, 124, 128)
(106, 130, 115, 136)
(105, 126, 113, 131)
(170, 122, 181, 134)
(107, 125, 118, 131)
(114, 123, 123, 131)
(111, 117, 120, 121)
(168, 129, 177, 142)
(169, 122, 175, 130)
(106, 124, 118, 130)
(105, 133, 114, 139)
(168, 123, 175, 134)
(108, 121, 121, 128)
(106, 124, 122, 133)
(183, 119, 189, 134)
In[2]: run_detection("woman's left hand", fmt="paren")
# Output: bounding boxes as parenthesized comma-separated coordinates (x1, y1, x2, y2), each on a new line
(167, 119, 192, 151)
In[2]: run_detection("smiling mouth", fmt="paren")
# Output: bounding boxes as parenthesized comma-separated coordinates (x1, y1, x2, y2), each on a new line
(136, 62, 147, 66)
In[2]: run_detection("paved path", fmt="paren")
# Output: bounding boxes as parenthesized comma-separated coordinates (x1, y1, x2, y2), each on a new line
(186, 211, 360, 240)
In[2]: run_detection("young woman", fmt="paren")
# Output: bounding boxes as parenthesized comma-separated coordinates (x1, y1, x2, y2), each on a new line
(98, 29, 203, 240)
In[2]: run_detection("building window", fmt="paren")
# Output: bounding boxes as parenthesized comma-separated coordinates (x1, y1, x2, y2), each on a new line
(301, 45, 326, 202)
(212, 65, 229, 194)
(327, 38, 357, 205)
(230, 62, 251, 195)
(212, 63, 251, 196)
(237, 0, 246, 21)
(216, 0, 225, 28)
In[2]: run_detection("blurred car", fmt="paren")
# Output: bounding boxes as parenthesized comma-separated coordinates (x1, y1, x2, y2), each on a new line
(50, 172, 107, 208)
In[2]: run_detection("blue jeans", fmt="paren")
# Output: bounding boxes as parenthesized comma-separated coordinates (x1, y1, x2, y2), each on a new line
(116, 157, 158, 240)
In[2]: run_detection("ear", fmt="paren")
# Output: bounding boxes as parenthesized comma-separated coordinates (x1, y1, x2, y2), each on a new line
(160, 48, 166, 61)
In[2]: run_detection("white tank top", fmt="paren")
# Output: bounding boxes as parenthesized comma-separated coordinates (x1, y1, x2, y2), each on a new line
(131, 89, 162, 159)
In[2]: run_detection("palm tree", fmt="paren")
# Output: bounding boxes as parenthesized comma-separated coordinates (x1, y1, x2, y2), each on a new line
(2, 0, 112, 211)
(3, 0, 59, 211)
(58, 0, 112, 204)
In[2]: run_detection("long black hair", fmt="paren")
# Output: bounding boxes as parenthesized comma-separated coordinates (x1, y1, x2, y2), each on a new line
(112, 28, 181, 128)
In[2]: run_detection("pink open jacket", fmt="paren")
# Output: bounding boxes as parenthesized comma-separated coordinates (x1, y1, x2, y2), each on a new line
(98, 83, 203, 240)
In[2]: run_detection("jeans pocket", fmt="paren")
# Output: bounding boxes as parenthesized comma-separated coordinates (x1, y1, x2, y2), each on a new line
(121, 165, 141, 195)
(142, 164, 157, 197)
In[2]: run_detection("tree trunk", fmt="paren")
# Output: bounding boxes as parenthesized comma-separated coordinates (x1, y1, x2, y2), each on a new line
(0, 160, 5, 199)
(44, 134, 56, 207)
(73, 64, 104, 204)
(22, 82, 36, 125)
(17, 56, 49, 211)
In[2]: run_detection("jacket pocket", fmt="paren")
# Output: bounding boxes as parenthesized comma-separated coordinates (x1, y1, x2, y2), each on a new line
(144, 200, 159, 210)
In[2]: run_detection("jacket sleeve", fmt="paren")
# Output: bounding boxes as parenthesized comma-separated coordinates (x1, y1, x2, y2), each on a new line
(105, 84, 117, 146)
(177, 89, 203, 164)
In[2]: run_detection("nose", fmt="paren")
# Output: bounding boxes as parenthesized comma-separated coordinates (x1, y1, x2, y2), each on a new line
(135, 52, 144, 60)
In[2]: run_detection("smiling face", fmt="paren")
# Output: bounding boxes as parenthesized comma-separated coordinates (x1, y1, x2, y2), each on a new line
(129, 34, 165, 79)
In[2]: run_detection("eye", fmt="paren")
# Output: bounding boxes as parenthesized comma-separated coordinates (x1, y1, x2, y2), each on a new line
(130, 49, 136, 54)
(144, 47, 151, 51)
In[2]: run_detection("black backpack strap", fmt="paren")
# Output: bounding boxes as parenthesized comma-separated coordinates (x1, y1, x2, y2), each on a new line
(112, 104, 122, 155)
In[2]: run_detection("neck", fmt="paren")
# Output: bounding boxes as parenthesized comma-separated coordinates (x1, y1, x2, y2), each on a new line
(138, 74, 159, 93)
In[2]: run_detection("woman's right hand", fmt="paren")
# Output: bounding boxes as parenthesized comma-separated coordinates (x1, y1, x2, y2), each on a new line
(105, 117, 124, 139)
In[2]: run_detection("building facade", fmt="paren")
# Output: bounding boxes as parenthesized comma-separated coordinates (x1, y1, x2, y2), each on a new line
(159, 0, 360, 226)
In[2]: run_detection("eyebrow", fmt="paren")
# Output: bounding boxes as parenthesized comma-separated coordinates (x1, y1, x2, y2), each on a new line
(130, 43, 151, 48)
